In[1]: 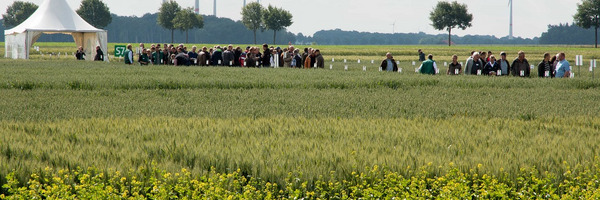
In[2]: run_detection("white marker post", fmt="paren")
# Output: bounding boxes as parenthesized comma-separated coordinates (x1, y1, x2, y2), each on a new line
(230, 61, 233, 66)
(396, 61, 400, 65)
(545, 71, 550, 77)
(398, 68, 402, 73)
(358, 59, 361, 64)
(207, 60, 210, 65)
(455, 69, 460, 75)
(460, 62, 464, 66)
(477, 70, 482, 76)
(435, 68, 440, 74)
(497, 69, 502, 76)
(520, 70, 525, 77)
(344, 59, 347, 63)
(379, 67, 382, 71)
(344, 65, 348, 71)
(412, 61, 416, 66)
(530, 65, 534, 70)
(330, 64, 333, 70)
(371, 60, 374, 64)
(218, 60, 222, 65)
(255, 61, 259, 66)
(363, 66, 366, 71)
(571, 72, 575, 78)
(444, 62, 447, 66)
(415, 68, 419, 73)
(332, 58, 335, 62)
(314, 63, 317, 68)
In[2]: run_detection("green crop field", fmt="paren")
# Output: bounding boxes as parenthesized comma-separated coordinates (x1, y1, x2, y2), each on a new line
(1, 43, 600, 199)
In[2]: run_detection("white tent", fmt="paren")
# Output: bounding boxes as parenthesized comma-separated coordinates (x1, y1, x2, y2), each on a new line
(4, 0, 108, 61)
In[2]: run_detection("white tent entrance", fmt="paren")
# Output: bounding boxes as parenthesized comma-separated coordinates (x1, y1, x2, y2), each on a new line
(4, 0, 108, 61)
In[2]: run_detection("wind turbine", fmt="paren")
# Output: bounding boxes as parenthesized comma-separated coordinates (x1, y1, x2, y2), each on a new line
(213, 0, 217, 16)
(508, 0, 513, 39)
(195, 0, 200, 14)
(391, 20, 396, 34)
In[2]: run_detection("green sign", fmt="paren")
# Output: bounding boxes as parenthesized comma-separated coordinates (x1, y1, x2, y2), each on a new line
(114, 45, 126, 57)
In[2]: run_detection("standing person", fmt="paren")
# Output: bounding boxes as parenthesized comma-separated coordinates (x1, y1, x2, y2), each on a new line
(124, 44, 134, 65)
(139, 48, 150, 65)
(418, 54, 438, 75)
(483, 55, 499, 76)
(293, 49, 302, 68)
(283, 46, 294, 67)
(174, 47, 190, 66)
(486, 51, 492, 62)
(315, 49, 325, 68)
(447, 55, 462, 75)
(223, 45, 235, 66)
(234, 47, 242, 67)
(511, 51, 530, 77)
(309, 49, 317, 68)
(261, 44, 271, 67)
(199, 47, 210, 66)
(465, 52, 483, 75)
(246, 47, 258, 67)
(188, 46, 199, 65)
(301, 48, 309, 66)
(212, 46, 223, 66)
(418, 49, 425, 61)
(479, 51, 487, 64)
(137, 43, 145, 57)
(380, 52, 399, 72)
(94, 46, 104, 61)
(538, 53, 553, 78)
(304, 50, 313, 69)
(153, 47, 163, 65)
(554, 52, 571, 78)
(497, 52, 511, 76)
(75, 46, 85, 60)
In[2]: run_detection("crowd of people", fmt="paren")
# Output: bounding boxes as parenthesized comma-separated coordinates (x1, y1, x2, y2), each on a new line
(398, 50, 571, 78)
(111, 43, 326, 68)
(78, 44, 572, 78)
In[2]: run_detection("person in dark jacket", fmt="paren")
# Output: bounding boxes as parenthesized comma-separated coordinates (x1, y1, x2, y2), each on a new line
(94, 46, 104, 61)
(537, 53, 554, 78)
(261, 44, 271, 67)
(314, 49, 324, 68)
(483, 55, 500, 75)
(511, 51, 530, 77)
(380, 52, 399, 72)
(418, 49, 425, 61)
(211, 46, 223, 66)
(75, 46, 86, 60)
(447, 55, 462, 75)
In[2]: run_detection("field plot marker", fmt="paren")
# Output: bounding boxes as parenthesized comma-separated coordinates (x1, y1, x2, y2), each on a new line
(398, 68, 402, 73)
(344, 65, 348, 71)
(330, 64, 333, 70)
(358, 59, 361, 64)
(363, 66, 366, 71)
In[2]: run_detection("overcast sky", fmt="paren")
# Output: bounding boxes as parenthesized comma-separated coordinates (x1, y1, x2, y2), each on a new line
(0, 0, 582, 39)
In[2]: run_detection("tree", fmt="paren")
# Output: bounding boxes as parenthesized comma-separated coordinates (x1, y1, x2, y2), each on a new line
(158, 1, 181, 43)
(174, 8, 204, 43)
(241, 2, 264, 44)
(2, 1, 38, 28)
(262, 5, 293, 45)
(76, 0, 112, 29)
(574, 0, 600, 48)
(429, 1, 472, 46)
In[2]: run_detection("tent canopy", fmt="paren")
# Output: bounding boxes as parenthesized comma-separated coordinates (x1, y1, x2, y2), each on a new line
(4, 0, 108, 61)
